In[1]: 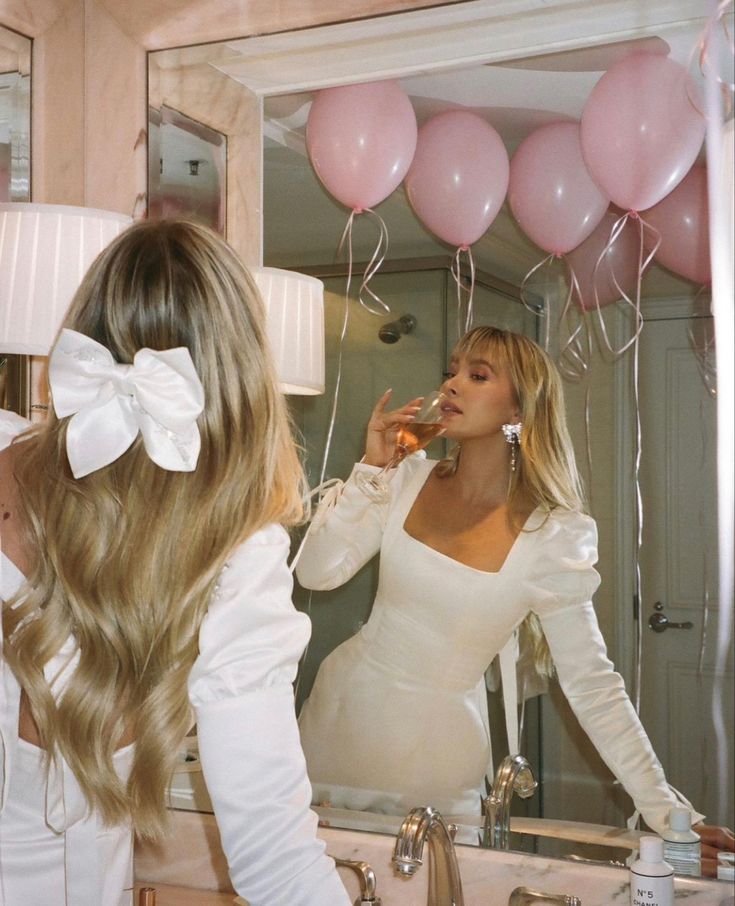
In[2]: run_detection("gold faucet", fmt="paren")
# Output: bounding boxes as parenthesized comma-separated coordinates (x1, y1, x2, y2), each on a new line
(483, 754, 538, 849)
(332, 856, 382, 905)
(508, 886, 581, 905)
(392, 806, 464, 906)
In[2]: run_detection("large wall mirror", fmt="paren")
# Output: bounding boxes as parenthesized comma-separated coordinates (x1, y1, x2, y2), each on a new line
(149, 0, 733, 870)
(0, 23, 31, 415)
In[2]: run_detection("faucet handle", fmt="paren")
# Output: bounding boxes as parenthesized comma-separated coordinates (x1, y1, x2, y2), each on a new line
(508, 886, 581, 906)
(331, 857, 382, 905)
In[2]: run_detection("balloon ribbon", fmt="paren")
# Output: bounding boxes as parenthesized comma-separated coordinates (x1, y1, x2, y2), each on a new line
(450, 246, 476, 338)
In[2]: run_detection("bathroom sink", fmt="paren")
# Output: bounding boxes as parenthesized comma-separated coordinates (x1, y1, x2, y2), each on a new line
(314, 805, 640, 866)
(170, 741, 640, 869)
(136, 811, 731, 905)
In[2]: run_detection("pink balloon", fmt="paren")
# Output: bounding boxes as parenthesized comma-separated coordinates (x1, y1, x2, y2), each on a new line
(566, 210, 641, 310)
(306, 80, 417, 211)
(404, 110, 509, 248)
(580, 53, 705, 212)
(508, 122, 610, 256)
(644, 164, 711, 285)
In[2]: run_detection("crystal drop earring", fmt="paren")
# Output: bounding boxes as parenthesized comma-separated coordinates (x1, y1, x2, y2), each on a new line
(502, 423, 522, 473)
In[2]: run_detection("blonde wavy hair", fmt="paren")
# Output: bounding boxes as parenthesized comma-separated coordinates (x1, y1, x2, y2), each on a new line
(437, 326, 586, 677)
(3, 219, 306, 840)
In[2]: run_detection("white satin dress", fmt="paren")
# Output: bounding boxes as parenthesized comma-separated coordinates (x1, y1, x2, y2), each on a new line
(0, 411, 349, 906)
(296, 456, 703, 832)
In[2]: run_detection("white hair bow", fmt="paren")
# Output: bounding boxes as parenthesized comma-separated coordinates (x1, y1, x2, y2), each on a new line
(48, 328, 205, 478)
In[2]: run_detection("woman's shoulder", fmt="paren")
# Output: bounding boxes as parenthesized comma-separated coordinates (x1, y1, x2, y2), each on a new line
(0, 409, 32, 452)
(530, 504, 596, 532)
(409, 452, 438, 475)
(391, 452, 438, 500)
(527, 505, 598, 555)
(226, 523, 290, 571)
(524, 506, 601, 604)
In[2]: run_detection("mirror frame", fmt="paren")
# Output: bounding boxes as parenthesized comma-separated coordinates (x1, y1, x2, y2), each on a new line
(145, 0, 731, 855)
(0, 22, 32, 417)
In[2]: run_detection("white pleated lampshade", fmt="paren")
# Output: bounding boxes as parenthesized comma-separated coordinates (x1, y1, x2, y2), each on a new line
(0, 203, 133, 355)
(0, 205, 325, 396)
(250, 266, 325, 395)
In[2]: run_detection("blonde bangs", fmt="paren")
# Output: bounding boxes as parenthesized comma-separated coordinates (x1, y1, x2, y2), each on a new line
(436, 326, 587, 679)
(440, 326, 585, 515)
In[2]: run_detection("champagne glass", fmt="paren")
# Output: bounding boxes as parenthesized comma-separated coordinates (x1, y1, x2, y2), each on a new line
(355, 390, 447, 503)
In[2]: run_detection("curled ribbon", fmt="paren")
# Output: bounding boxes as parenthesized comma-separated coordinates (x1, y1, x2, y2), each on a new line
(337, 208, 391, 316)
(688, 0, 735, 115)
(450, 246, 477, 339)
(49, 329, 205, 478)
(688, 287, 717, 397)
(585, 211, 660, 712)
(590, 211, 660, 357)
(519, 254, 592, 380)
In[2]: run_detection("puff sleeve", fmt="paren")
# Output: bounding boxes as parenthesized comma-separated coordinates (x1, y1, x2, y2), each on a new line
(529, 510, 704, 835)
(188, 524, 350, 906)
(295, 455, 427, 591)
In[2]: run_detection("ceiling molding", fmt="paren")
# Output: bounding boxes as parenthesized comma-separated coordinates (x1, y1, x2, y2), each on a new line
(0, 0, 75, 38)
(95, 0, 468, 52)
(212, 0, 706, 96)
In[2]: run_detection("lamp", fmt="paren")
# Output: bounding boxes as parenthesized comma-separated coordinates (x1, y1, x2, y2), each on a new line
(250, 265, 325, 395)
(0, 205, 325, 396)
(0, 203, 133, 355)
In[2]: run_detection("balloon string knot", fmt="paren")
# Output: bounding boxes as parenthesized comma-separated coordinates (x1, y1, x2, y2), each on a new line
(628, 210, 640, 220)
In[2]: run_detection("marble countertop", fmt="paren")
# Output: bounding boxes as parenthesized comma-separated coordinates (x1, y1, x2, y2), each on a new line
(135, 811, 734, 906)
(133, 883, 236, 905)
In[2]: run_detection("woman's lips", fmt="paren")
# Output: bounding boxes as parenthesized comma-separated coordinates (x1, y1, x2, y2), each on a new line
(441, 402, 462, 415)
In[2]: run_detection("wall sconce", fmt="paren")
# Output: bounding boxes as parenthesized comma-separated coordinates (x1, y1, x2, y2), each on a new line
(0, 203, 132, 356)
(0, 205, 324, 399)
(250, 266, 325, 395)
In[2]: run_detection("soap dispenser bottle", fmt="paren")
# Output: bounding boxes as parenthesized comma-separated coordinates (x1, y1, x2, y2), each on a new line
(630, 836, 674, 906)
(662, 806, 701, 876)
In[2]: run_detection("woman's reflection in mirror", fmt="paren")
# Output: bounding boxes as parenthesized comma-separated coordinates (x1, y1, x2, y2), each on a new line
(296, 326, 734, 876)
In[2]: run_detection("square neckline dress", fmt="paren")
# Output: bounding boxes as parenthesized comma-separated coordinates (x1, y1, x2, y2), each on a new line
(296, 455, 703, 834)
(298, 458, 543, 819)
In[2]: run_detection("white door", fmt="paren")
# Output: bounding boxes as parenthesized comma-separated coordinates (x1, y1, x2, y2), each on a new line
(638, 307, 733, 827)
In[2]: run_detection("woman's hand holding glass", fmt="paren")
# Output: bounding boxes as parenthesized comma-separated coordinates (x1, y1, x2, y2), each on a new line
(356, 389, 446, 503)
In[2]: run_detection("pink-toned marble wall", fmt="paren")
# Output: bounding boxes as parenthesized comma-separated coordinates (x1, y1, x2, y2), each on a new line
(31, 2, 85, 205)
(0, 0, 71, 38)
(83, 0, 147, 215)
(0, 0, 448, 243)
(28, 0, 146, 215)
